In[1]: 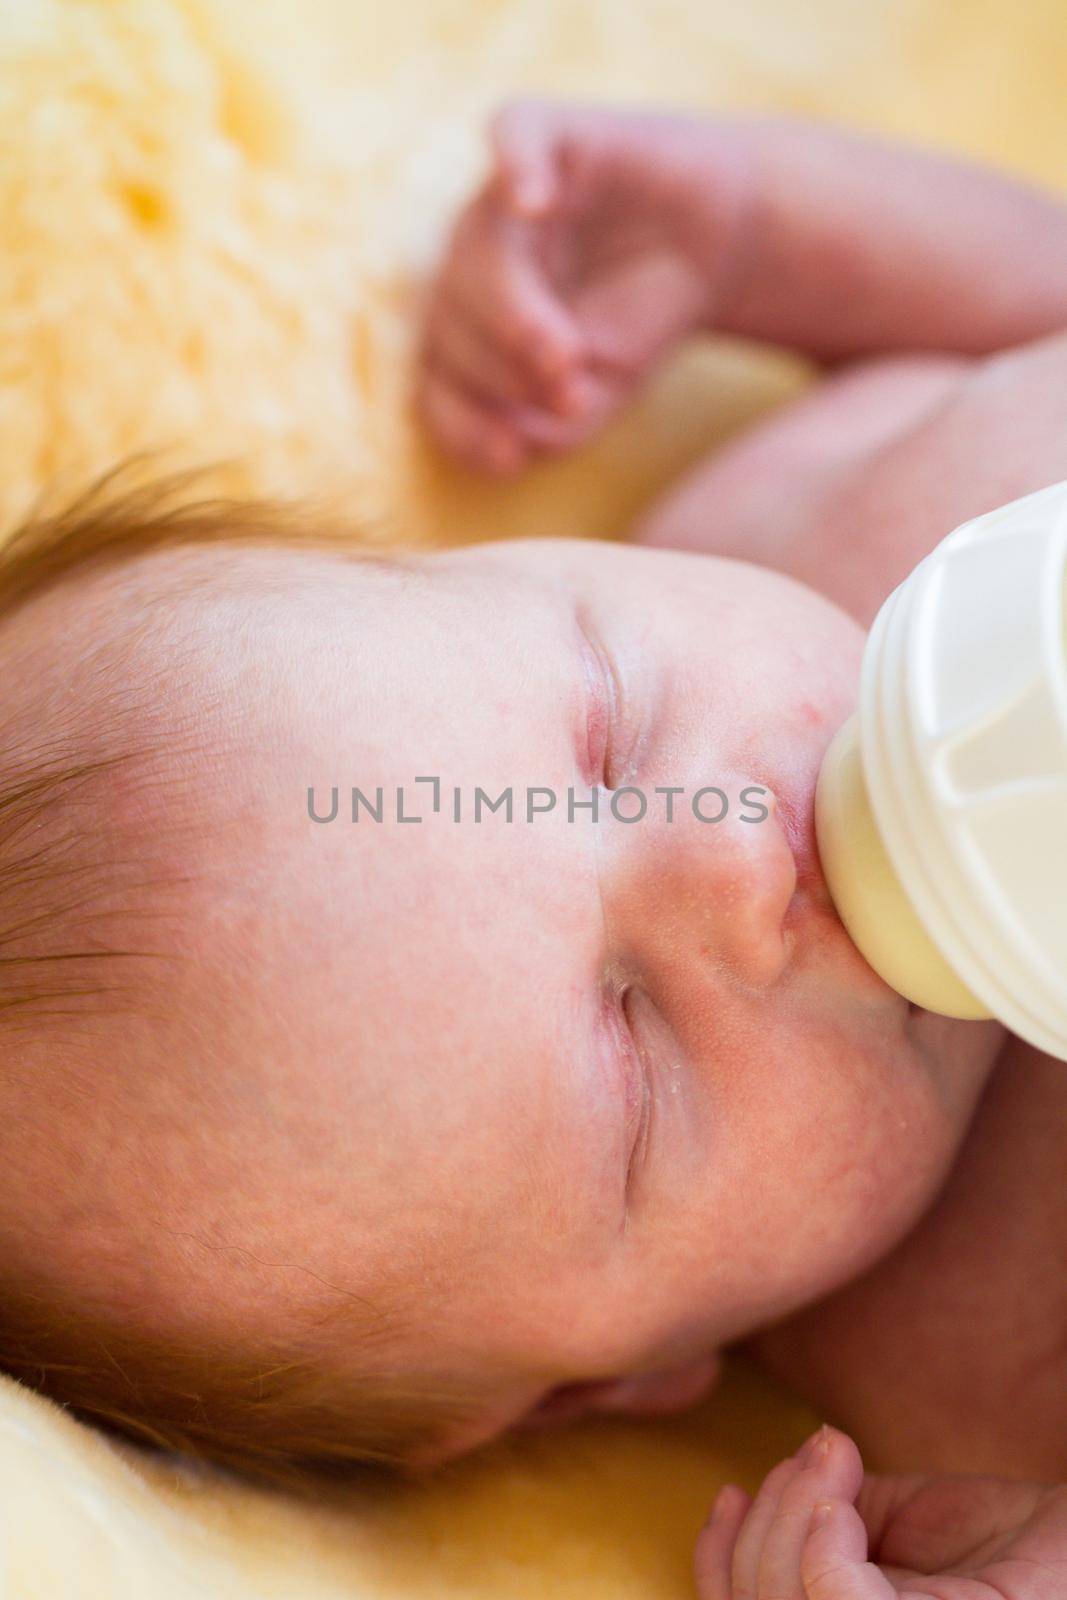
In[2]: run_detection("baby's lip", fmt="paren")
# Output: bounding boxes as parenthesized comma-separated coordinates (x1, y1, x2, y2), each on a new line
(772, 770, 824, 907)
(783, 770, 917, 1009)
(775, 775, 834, 931)
(774, 766, 888, 974)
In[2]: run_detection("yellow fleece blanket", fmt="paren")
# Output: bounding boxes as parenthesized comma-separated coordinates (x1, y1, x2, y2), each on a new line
(1, 2, 1065, 1596)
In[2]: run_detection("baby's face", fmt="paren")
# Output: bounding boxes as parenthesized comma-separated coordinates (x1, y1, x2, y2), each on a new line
(7, 537, 1000, 1466)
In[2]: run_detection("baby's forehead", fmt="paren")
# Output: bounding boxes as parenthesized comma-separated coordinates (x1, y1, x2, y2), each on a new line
(86, 534, 632, 658)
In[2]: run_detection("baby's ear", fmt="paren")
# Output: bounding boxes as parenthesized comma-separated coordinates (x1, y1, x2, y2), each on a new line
(516, 1352, 721, 1430)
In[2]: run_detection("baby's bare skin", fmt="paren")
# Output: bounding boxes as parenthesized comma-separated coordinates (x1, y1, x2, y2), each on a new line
(419, 99, 1067, 1596)
(751, 1036, 1067, 1476)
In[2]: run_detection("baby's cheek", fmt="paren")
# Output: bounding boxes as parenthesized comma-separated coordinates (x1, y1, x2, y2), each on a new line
(813, 1036, 958, 1260)
(731, 1024, 958, 1306)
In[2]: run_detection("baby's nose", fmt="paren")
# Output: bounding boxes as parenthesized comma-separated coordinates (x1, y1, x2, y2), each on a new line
(598, 779, 797, 990)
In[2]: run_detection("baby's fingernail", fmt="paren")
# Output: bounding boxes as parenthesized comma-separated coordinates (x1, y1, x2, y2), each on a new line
(810, 1500, 834, 1532)
(706, 1483, 743, 1526)
(797, 1426, 830, 1468)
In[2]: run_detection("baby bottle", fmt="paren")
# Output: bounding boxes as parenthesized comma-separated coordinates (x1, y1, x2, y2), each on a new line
(815, 479, 1067, 1061)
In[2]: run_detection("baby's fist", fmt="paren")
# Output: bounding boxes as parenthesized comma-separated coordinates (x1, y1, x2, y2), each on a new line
(418, 98, 742, 475)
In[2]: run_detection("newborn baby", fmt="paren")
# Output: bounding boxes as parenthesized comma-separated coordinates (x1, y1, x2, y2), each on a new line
(0, 103, 1066, 1598)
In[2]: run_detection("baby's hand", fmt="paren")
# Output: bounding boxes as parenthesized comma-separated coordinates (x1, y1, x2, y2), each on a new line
(417, 99, 744, 474)
(695, 1424, 1067, 1598)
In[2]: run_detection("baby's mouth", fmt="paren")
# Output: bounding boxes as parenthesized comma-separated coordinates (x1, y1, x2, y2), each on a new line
(774, 765, 908, 1006)
(771, 759, 831, 912)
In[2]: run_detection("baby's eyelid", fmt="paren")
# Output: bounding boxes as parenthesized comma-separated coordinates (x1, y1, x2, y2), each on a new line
(618, 986, 653, 1196)
(575, 608, 619, 789)
(604, 972, 655, 1203)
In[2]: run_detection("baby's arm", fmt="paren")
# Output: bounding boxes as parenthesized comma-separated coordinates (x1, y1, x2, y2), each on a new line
(418, 102, 1067, 472)
(700, 116, 1067, 362)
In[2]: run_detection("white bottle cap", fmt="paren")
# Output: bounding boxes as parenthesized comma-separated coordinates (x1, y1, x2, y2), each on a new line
(816, 480, 1067, 1061)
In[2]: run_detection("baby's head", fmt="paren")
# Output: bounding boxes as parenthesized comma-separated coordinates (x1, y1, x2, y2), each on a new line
(0, 482, 1000, 1481)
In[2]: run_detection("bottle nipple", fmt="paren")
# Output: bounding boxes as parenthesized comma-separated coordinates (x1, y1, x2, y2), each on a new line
(815, 714, 989, 1017)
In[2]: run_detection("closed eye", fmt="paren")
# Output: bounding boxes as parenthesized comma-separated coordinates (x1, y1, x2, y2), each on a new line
(575, 606, 618, 789)
(616, 987, 652, 1198)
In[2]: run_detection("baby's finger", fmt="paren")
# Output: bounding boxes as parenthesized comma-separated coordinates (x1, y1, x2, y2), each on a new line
(801, 1499, 897, 1600)
(416, 367, 526, 476)
(445, 203, 584, 384)
(508, 372, 622, 456)
(422, 292, 543, 410)
(729, 1449, 808, 1599)
(693, 1484, 752, 1600)
(489, 99, 570, 216)
(756, 1427, 865, 1600)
